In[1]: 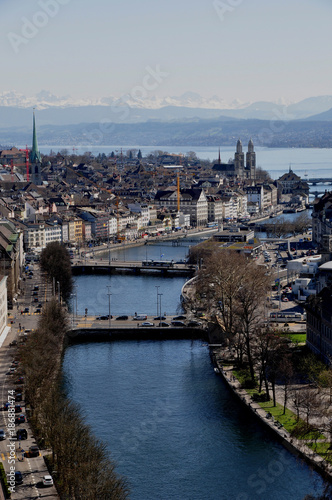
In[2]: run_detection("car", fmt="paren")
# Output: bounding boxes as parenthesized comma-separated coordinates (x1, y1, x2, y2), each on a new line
(96, 315, 113, 320)
(187, 321, 202, 327)
(15, 414, 25, 424)
(16, 428, 27, 440)
(140, 322, 154, 327)
(115, 315, 128, 320)
(33, 285, 39, 291)
(7, 367, 16, 375)
(159, 322, 170, 327)
(0, 429, 6, 440)
(172, 315, 186, 320)
(37, 303, 42, 308)
(23, 307, 29, 313)
(282, 298, 289, 302)
(42, 475, 54, 487)
(33, 297, 39, 302)
(32, 291, 38, 296)
(15, 405, 22, 413)
(15, 471, 23, 485)
(171, 321, 186, 327)
(35, 308, 41, 313)
(9, 340, 17, 347)
(154, 315, 166, 321)
(133, 314, 147, 321)
(28, 445, 40, 457)
(16, 393, 23, 402)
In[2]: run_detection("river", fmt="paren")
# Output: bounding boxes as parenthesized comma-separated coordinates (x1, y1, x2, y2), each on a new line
(64, 240, 326, 499)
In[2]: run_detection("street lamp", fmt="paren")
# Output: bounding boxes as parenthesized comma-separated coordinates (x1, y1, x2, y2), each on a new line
(155, 286, 160, 318)
(158, 293, 163, 325)
(107, 285, 112, 328)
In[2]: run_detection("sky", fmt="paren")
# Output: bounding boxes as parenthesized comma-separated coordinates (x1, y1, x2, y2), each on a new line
(1, 0, 332, 105)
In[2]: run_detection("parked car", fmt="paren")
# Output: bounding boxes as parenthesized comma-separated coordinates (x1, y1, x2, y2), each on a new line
(140, 322, 154, 327)
(15, 405, 22, 413)
(16, 428, 27, 440)
(23, 307, 29, 313)
(15, 471, 23, 484)
(96, 315, 113, 320)
(154, 315, 166, 321)
(16, 393, 22, 402)
(15, 414, 25, 424)
(172, 315, 186, 320)
(133, 314, 147, 321)
(42, 475, 54, 487)
(28, 445, 40, 457)
(0, 429, 6, 440)
(171, 321, 186, 327)
(187, 321, 202, 327)
(115, 315, 128, 320)
(159, 322, 170, 327)
(9, 340, 17, 347)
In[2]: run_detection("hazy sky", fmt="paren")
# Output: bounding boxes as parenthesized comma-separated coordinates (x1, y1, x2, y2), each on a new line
(1, 0, 331, 105)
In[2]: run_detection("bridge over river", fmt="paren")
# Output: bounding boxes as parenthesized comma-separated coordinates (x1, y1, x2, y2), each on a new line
(72, 259, 196, 275)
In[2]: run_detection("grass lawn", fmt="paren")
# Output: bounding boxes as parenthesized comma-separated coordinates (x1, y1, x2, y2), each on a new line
(307, 442, 332, 463)
(281, 333, 306, 343)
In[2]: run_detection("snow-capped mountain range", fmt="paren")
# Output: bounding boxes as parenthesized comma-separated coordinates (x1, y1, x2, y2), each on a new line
(0, 90, 250, 110)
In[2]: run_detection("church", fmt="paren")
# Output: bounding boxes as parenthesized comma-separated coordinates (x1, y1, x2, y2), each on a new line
(212, 139, 256, 180)
(29, 111, 42, 185)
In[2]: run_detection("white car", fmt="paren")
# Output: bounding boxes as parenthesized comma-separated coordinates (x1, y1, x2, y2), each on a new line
(140, 322, 154, 327)
(42, 475, 53, 487)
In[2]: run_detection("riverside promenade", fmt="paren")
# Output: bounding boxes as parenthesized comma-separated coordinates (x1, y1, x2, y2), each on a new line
(211, 349, 332, 483)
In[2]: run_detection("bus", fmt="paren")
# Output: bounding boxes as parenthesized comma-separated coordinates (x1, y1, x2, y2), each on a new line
(269, 312, 302, 323)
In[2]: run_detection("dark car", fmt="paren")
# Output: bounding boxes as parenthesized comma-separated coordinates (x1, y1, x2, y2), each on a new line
(16, 428, 28, 440)
(28, 445, 40, 457)
(15, 414, 25, 424)
(15, 471, 23, 484)
(15, 405, 22, 413)
(171, 321, 186, 327)
(16, 393, 22, 402)
(32, 291, 38, 296)
(23, 307, 29, 313)
(154, 315, 166, 321)
(159, 322, 170, 327)
(35, 308, 41, 314)
(172, 315, 186, 320)
(33, 285, 39, 291)
(187, 321, 202, 327)
(96, 315, 113, 320)
(9, 340, 18, 347)
(115, 315, 128, 320)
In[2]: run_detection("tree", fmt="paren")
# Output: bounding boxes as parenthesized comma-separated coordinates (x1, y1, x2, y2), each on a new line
(40, 242, 73, 302)
(137, 149, 142, 160)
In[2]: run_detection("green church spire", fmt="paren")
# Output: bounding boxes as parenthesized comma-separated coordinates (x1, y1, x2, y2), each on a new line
(30, 110, 41, 163)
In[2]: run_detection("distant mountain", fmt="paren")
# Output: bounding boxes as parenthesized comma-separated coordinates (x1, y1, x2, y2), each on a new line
(1, 91, 332, 125)
(302, 107, 332, 121)
(2, 117, 332, 149)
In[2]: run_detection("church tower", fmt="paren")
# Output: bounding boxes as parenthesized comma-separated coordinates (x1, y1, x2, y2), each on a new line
(234, 139, 244, 178)
(30, 111, 42, 185)
(246, 138, 256, 180)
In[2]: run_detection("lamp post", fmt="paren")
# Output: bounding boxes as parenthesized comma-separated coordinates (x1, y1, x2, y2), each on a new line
(158, 293, 163, 326)
(57, 281, 60, 304)
(107, 285, 112, 328)
(155, 286, 160, 318)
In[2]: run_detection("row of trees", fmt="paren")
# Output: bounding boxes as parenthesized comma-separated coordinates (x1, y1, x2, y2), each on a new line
(19, 299, 129, 499)
(40, 242, 73, 302)
(191, 247, 332, 458)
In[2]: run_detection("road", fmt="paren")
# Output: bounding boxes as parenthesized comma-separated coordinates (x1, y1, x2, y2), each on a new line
(0, 266, 59, 499)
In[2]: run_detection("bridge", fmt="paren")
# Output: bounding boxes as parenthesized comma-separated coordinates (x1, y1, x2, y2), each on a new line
(72, 259, 196, 275)
(307, 178, 332, 185)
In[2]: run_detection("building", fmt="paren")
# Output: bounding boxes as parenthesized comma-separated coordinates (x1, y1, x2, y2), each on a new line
(312, 191, 332, 253)
(276, 168, 309, 202)
(212, 139, 256, 180)
(0, 275, 8, 335)
(155, 188, 208, 226)
(306, 287, 332, 364)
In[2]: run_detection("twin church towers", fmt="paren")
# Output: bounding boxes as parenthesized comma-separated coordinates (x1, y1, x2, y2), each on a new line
(213, 139, 256, 180)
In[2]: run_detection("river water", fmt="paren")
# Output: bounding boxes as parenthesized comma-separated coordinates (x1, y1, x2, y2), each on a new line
(64, 238, 326, 499)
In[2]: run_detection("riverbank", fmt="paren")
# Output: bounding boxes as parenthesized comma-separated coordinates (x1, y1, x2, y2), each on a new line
(211, 349, 332, 483)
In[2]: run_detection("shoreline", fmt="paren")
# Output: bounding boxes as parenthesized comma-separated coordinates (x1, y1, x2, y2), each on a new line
(211, 348, 332, 483)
